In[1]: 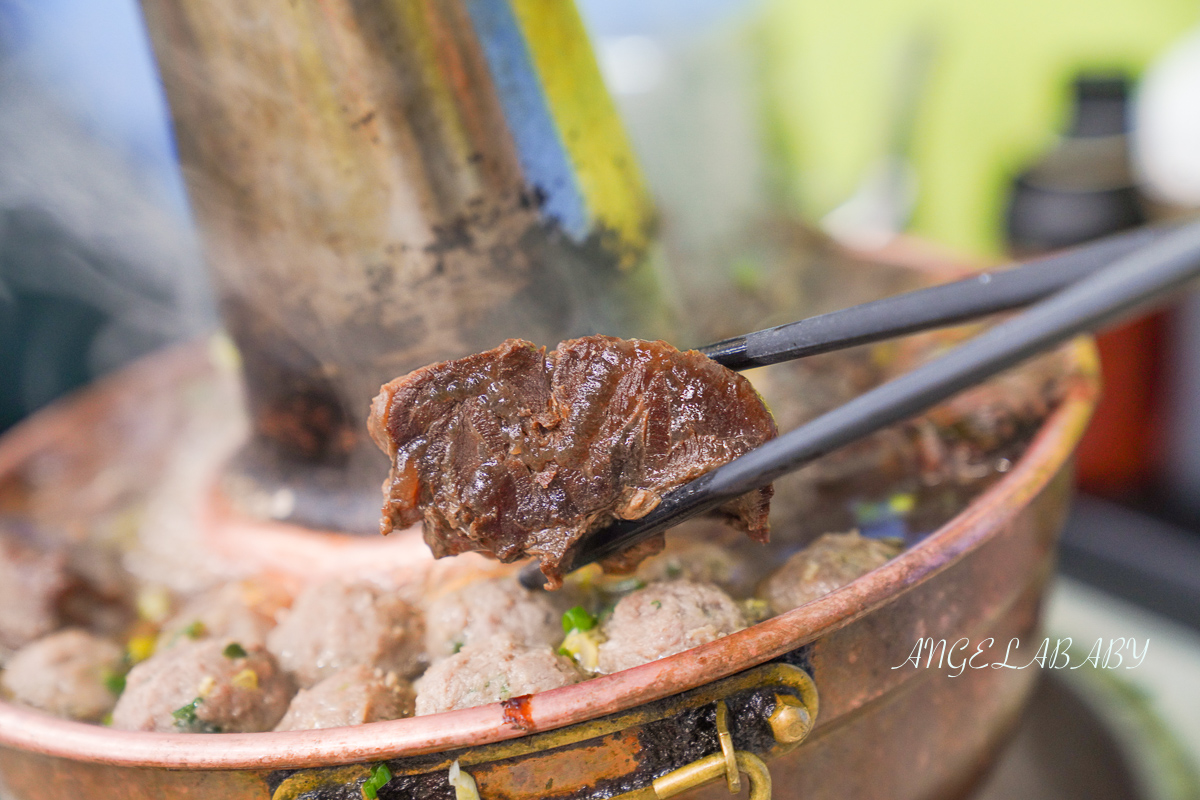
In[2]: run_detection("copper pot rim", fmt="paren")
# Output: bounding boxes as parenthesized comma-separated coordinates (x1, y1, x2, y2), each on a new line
(0, 339, 1099, 771)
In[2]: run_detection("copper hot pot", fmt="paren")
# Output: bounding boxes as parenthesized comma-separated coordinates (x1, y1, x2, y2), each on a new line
(0, 332, 1098, 800)
(0, 0, 1099, 794)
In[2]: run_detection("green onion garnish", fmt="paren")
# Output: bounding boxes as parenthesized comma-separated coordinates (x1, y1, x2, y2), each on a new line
(362, 762, 393, 799)
(223, 642, 248, 659)
(170, 697, 221, 733)
(171, 697, 202, 729)
(561, 606, 596, 633)
(102, 669, 126, 696)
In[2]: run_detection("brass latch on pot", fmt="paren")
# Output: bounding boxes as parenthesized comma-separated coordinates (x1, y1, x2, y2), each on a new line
(608, 663, 819, 800)
(610, 700, 773, 800)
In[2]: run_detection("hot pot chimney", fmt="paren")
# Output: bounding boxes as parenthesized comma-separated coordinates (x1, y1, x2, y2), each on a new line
(138, 0, 666, 532)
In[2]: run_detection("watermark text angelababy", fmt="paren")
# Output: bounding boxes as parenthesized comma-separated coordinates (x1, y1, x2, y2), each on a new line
(891, 637, 1147, 677)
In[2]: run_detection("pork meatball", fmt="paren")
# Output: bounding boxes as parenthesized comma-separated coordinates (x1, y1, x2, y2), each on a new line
(266, 580, 423, 688)
(274, 664, 415, 731)
(110, 639, 294, 732)
(760, 531, 903, 615)
(157, 581, 280, 650)
(1, 629, 122, 722)
(634, 537, 754, 597)
(597, 581, 745, 674)
(424, 577, 560, 659)
(0, 537, 68, 654)
(415, 636, 580, 715)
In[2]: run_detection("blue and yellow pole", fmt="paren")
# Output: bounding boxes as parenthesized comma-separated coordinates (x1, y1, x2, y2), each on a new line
(138, 0, 663, 530)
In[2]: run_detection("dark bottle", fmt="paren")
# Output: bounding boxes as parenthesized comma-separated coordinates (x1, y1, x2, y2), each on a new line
(1005, 75, 1145, 254)
(1006, 74, 1160, 497)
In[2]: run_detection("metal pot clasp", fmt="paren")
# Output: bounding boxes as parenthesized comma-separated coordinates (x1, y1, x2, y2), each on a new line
(608, 701, 773, 800)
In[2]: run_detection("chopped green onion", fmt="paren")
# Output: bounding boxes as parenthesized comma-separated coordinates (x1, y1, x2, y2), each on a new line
(362, 762, 393, 799)
(171, 697, 221, 733)
(561, 606, 596, 633)
(102, 669, 126, 696)
(182, 620, 207, 640)
(172, 698, 202, 729)
(222, 642, 248, 659)
(650, 600, 662, 610)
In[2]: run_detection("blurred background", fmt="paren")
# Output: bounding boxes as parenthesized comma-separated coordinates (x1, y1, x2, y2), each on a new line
(1, 0, 1199, 793)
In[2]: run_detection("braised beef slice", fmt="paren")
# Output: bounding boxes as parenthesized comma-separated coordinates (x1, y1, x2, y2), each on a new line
(368, 336, 777, 586)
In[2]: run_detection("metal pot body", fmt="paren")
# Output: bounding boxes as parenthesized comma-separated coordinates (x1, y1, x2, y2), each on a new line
(136, 0, 663, 531)
(0, 339, 1095, 800)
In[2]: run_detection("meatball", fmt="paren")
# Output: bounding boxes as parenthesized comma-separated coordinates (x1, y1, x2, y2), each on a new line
(0, 537, 68, 654)
(415, 636, 580, 715)
(274, 664, 414, 731)
(760, 531, 903, 615)
(266, 580, 423, 688)
(1, 629, 122, 722)
(157, 581, 280, 650)
(597, 581, 745, 674)
(634, 536, 754, 597)
(111, 639, 294, 732)
(423, 576, 560, 659)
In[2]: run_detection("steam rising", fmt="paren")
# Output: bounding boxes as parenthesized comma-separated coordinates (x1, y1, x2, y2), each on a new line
(0, 59, 215, 426)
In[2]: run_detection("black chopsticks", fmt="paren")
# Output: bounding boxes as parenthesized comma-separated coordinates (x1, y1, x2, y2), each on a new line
(700, 222, 1176, 370)
(519, 221, 1200, 590)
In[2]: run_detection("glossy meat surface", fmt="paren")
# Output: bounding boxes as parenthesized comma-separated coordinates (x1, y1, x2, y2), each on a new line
(369, 336, 777, 586)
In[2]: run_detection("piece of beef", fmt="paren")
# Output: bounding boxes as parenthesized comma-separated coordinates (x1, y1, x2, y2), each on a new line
(274, 664, 414, 731)
(1, 629, 123, 722)
(110, 639, 294, 733)
(369, 336, 777, 587)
